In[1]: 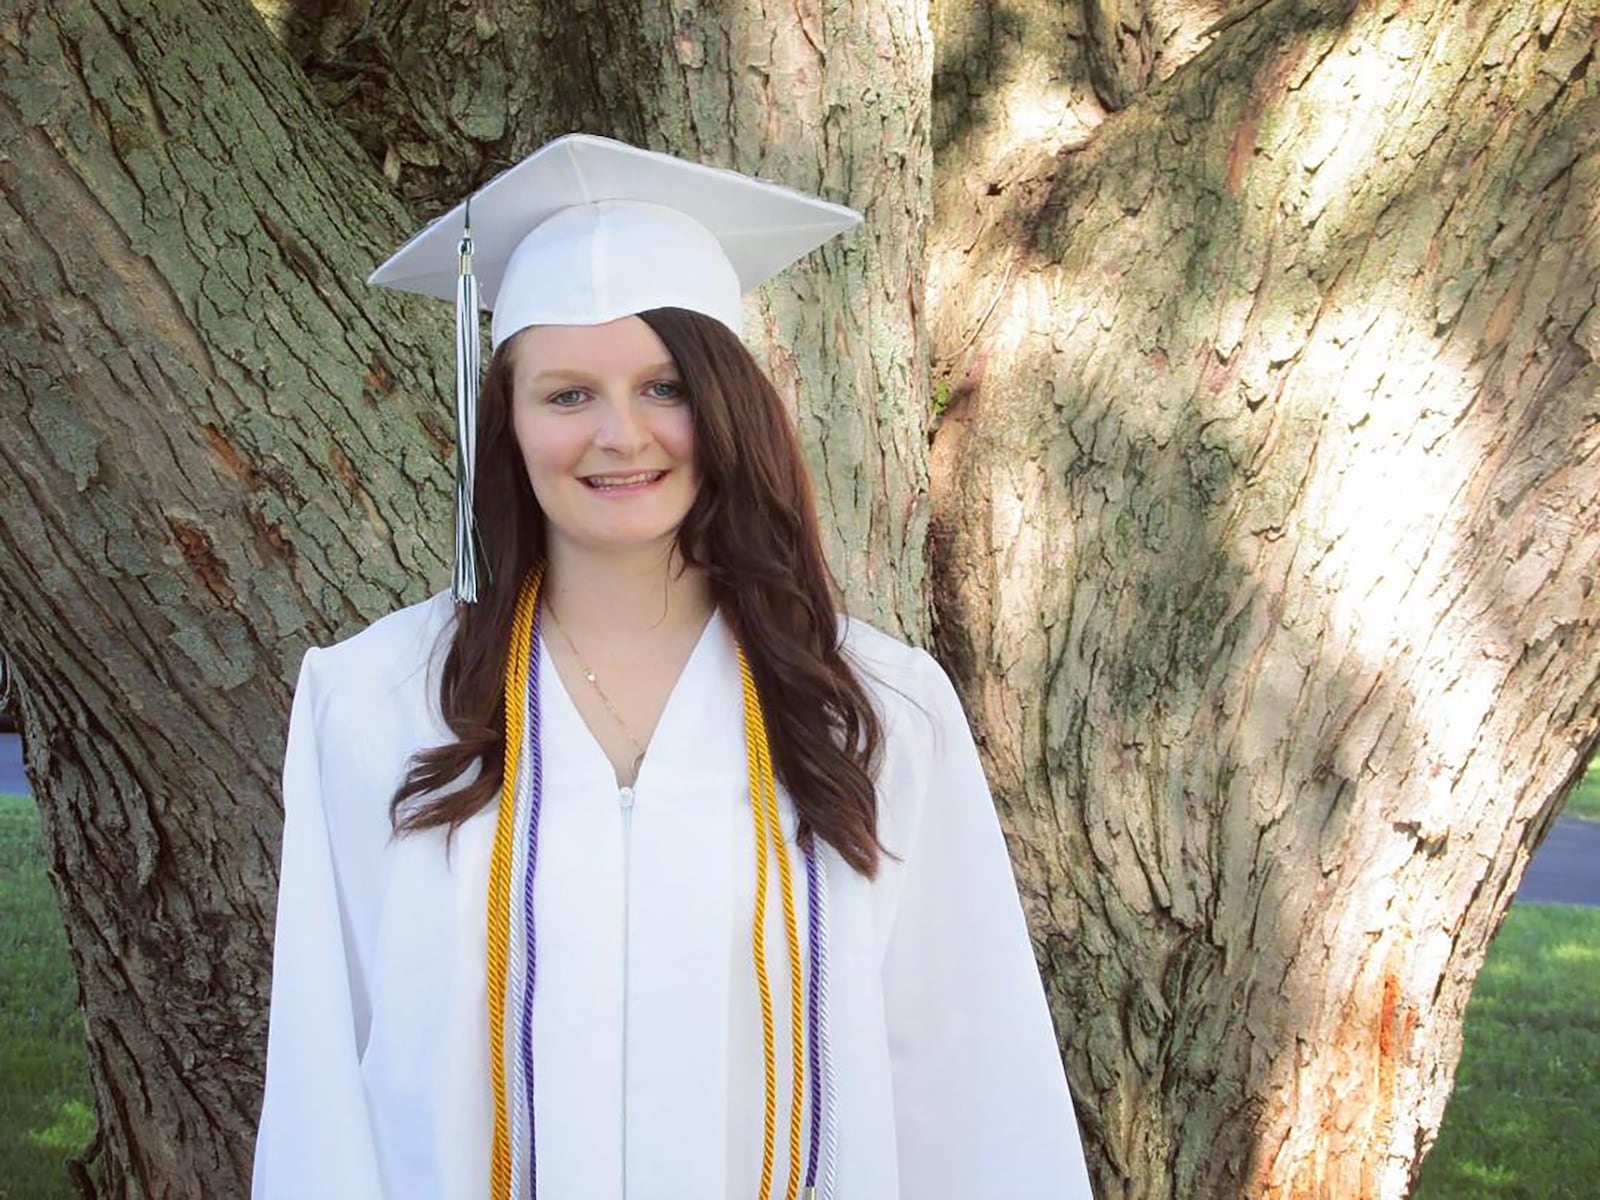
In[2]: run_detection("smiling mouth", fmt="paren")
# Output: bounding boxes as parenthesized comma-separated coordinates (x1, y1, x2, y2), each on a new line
(581, 470, 667, 491)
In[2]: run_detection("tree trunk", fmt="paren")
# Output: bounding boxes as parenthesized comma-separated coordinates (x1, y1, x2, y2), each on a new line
(0, 0, 928, 1194)
(929, 0, 1600, 1195)
(0, 0, 450, 1191)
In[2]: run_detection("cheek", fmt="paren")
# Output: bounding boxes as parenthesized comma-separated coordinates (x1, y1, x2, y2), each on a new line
(660, 410, 697, 468)
(513, 410, 579, 483)
(510, 401, 537, 467)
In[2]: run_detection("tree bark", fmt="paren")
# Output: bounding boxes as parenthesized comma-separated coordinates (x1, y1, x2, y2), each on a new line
(0, 0, 928, 1193)
(930, 0, 1600, 1195)
(0, 0, 454, 1191)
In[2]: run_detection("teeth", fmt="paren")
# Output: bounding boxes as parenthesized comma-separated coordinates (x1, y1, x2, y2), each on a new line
(586, 471, 662, 488)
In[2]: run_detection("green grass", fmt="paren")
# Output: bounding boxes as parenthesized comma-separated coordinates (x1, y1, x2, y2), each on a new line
(0, 793, 94, 1200)
(1415, 903, 1600, 1200)
(1562, 755, 1600, 822)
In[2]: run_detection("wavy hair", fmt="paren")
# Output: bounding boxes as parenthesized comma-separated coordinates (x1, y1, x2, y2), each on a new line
(391, 308, 883, 875)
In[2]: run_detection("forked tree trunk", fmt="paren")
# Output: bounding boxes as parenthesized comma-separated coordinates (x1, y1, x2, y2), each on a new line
(0, 0, 927, 1193)
(3, 0, 1599, 1195)
(929, 0, 1600, 1195)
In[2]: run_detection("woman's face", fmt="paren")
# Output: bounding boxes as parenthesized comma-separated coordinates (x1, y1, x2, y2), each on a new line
(509, 316, 699, 558)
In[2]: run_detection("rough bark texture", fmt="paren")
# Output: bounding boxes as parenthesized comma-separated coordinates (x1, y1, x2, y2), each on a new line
(0, 0, 452, 1191)
(0, 0, 927, 1194)
(930, 0, 1600, 1196)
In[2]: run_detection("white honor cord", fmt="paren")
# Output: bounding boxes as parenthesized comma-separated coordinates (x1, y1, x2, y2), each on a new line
(816, 852, 839, 1200)
(506, 705, 536, 1198)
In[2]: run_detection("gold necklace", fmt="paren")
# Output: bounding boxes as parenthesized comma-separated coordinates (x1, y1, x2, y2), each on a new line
(544, 605, 648, 782)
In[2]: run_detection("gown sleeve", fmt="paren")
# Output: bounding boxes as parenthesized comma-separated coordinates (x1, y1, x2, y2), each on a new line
(880, 649, 1095, 1199)
(252, 647, 385, 1199)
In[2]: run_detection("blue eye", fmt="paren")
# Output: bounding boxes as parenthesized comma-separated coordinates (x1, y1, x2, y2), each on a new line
(547, 388, 587, 407)
(647, 380, 686, 401)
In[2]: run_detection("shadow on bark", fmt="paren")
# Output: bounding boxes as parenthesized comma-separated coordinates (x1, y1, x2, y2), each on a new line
(268, 0, 666, 213)
(931, 0, 1600, 1195)
(933, 0, 1033, 159)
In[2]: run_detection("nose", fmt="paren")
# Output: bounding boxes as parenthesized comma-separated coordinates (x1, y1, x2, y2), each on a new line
(593, 395, 651, 456)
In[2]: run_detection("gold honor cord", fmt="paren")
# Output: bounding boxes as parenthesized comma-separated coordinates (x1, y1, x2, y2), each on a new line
(739, 647, 807, 1200)
(487, 574, 540, 1200)
(763, 698, 806, 1200)
(741, 651, 779, 1200)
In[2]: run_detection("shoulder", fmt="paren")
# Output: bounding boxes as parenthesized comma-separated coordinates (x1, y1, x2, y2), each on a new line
(836, 615, 965, 737)
(835, 618, 989, 885)
(838, 614, 924, 689)
(299, 590, 456, 712)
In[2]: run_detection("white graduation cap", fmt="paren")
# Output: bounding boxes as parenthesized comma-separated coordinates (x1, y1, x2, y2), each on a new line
(368, 133, 862, 602)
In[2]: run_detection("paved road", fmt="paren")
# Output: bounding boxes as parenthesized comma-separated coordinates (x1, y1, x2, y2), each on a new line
(0, 733, 1593, 905)
(0, 731, 24, 795)
(1517, 816, 1600, 907)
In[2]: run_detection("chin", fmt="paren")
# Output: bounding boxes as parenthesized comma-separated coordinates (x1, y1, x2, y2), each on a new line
(566, 524, 686, 555)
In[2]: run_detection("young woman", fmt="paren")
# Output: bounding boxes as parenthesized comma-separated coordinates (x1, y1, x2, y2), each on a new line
(253, 135, 1094, 1200)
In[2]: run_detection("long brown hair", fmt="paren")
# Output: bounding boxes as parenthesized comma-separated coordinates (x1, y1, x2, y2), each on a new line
(392, 308, 883, 875)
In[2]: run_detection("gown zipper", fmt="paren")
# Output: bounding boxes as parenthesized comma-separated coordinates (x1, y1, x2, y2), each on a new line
(618, 782, 635, 1199)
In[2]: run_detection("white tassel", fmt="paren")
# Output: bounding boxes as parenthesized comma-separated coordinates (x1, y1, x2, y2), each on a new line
(453, 210, 484, 603)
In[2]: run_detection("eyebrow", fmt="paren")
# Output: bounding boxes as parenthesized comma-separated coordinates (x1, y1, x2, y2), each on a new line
(527, 361, 680, 384)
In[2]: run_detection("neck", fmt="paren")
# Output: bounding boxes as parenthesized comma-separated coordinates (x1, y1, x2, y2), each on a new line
(541, 537, 713, 639)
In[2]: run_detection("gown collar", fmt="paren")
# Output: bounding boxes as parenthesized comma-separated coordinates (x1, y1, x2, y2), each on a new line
(536, 608, 744, 794)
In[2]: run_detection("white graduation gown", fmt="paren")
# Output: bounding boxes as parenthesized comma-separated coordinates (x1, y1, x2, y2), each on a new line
(253, 592, 1094, 1199)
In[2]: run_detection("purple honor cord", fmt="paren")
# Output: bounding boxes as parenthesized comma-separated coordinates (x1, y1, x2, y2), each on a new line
(517, 608, 544, 1195)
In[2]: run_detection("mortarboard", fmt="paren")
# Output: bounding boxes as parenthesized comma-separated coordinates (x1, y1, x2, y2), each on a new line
(369, 134, 862, 602)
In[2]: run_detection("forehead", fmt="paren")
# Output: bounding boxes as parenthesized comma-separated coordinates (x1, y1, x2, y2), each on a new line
(513, 315, 675, 376)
